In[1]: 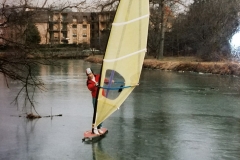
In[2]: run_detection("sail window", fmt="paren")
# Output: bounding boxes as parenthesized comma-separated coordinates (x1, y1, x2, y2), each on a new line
(103, 69, 125, 100)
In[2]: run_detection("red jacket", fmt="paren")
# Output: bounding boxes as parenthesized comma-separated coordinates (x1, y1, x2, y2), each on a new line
(87, 74, 107, 98)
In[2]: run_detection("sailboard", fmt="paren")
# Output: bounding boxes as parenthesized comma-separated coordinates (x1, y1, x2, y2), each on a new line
(83, 0, 149, 141)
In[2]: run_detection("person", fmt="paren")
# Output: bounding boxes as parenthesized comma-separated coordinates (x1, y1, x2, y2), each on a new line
(86, 68, 104, 135)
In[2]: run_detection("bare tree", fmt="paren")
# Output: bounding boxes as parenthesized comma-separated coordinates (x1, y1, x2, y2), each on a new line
(88, 0, 118, 52)
(148, 0, 187, 59)
(88, 0, 119, 11)
(0, 0, 87, 118)
(170, 0, 240, 61)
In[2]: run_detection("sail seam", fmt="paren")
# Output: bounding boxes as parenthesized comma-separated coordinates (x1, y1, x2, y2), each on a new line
(103, 48, 146, 62)
(112, 14, 149, 26)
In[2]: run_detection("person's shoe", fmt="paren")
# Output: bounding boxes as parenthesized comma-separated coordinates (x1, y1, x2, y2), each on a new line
(98, 129, 103, 134)
(93, 128, 99, 135)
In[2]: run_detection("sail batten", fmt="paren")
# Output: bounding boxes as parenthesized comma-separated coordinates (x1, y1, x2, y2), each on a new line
(103, 48, 147, 62)
(112, 14, 149, 26)
(92, 0, 149, 129)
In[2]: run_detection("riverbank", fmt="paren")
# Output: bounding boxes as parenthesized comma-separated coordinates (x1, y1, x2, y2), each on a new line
(85, 55, 240, 77)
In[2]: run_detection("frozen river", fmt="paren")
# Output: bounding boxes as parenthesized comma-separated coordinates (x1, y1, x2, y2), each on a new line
(0, 59, 240, 160)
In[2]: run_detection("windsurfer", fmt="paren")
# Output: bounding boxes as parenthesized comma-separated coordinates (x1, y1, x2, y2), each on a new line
(86, 68, 106, 135)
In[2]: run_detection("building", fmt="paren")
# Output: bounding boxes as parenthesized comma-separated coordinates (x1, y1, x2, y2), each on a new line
(32, 10, 91, 45)
(32, 9, 115, 50)
(0, 6, 115, 50)
(90, 11, 115, 50)
(0, 6, 27, 46)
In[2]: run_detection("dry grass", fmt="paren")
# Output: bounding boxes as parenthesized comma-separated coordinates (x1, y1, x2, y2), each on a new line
(85, 56, 240, 77)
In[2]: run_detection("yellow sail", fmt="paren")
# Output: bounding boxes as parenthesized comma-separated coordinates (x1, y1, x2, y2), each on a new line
(94, 0, 149, 128)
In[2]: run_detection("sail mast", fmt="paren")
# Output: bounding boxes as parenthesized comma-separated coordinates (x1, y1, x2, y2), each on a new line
(92, 1, 119, 130)
(91, 57, 105, 130)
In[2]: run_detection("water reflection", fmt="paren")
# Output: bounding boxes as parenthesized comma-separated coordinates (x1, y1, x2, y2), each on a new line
(91, 141, 114, 160)
(1, 60, 240, 160)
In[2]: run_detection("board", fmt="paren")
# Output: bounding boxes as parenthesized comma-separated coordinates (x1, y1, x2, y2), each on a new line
(82, 128, 108, 142)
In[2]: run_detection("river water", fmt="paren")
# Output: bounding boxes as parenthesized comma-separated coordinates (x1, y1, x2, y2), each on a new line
(0, 60, 240, 160)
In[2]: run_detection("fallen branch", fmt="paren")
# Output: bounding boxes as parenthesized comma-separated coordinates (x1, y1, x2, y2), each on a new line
(26, 113, 41, 119)
(17, 113, 63, 119)
(42, 114, 63, 118)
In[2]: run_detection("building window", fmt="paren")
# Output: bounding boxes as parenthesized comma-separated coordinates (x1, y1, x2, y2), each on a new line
(72, 24, 77, 28)
(62, 13, 67, 22)
(83, 25, 87, 29)
(83, 34, 87, 37)
(73, 34, 77, 37)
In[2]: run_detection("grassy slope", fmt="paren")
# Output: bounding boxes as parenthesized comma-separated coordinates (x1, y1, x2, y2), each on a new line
(85, 56, 240, 77)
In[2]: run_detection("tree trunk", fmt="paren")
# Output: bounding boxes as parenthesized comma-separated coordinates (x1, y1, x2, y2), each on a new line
(158, 0, 165, 59)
